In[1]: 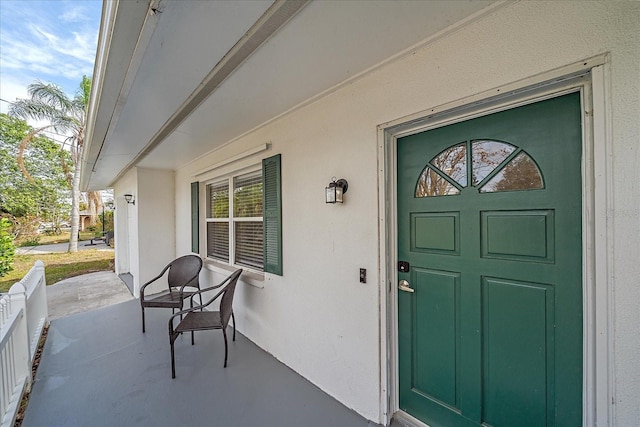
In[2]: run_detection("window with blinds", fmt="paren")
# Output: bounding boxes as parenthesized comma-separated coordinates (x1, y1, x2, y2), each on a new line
(233, 172, 263, 269)
(206, 170, 264, 271)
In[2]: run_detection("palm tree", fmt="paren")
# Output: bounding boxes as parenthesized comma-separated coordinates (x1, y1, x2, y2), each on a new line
(9, 76, 92, 252)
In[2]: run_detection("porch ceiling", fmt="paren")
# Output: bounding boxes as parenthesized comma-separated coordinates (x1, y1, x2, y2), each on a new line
(81, 0, 497, 191)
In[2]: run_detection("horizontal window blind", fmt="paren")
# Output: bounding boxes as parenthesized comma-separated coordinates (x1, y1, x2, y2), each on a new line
(207, 222, 229, 261)
(235, 221, 263, 269)
(234, 172, 263, 217)
(207, 181, 229, 218)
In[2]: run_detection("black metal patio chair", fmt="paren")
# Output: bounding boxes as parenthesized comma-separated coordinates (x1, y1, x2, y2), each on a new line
(140, 255, 203, 333)
(168, 268, 242, 378)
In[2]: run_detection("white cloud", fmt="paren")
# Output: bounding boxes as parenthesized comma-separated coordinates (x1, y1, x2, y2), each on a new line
(61, 7, 90, 24)
(0, 77, 29, 114)
(1, 23, 96, 83)
(0, 0, 100, 99)
(33, 24, 60, 45)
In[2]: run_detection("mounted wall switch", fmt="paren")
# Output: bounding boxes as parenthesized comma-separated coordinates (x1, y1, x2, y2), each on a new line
(359, 268, 367, 283)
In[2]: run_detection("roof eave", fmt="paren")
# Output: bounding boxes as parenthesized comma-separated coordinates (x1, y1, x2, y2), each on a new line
(80, 0, 154, 191)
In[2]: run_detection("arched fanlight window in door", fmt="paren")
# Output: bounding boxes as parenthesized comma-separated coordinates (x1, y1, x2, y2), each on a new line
(415, 140, 544, 197)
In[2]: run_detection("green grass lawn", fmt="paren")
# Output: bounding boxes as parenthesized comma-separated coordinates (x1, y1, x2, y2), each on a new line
(24, 231, 98, 246)
(0, 250, 115, 293)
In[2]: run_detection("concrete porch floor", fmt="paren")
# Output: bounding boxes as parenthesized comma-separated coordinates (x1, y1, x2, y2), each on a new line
(23, 299, 379, 427)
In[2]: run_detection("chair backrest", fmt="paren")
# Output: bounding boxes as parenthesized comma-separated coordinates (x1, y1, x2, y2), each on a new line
(219, 269, 242, 328)
(167, 255, 203, 289)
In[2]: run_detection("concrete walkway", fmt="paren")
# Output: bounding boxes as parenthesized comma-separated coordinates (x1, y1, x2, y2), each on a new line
(15, 241, 126, 320)
(17, 241, 114, 255)
(46, 271, 134, 320)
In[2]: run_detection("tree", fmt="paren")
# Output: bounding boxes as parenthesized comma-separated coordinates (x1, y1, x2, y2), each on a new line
(0, 114, 72, 243)
(0, 114, 38, 217)
(491, 153, 543, 192)
(9, 77, 93, 252)
(86, 191, 101, 226)
(0, 218, 15, 277)
(416, 143, 466, 197)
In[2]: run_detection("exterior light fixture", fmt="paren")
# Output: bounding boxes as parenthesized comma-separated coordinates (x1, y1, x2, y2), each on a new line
(325, 177, 348, 204)
(124, 194, 135, 205)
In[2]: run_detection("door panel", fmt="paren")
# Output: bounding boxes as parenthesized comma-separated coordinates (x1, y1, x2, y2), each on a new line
(411, 212, 460, 254)
(481, 210, 555, 262)
(482, 277, 554, 427)
(413, 268, 460, 407)
(397, 92, 582, 426)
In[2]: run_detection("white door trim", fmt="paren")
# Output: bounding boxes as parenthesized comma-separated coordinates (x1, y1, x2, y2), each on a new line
(114, 196, 130, 275)
(376, 54, 613, 426)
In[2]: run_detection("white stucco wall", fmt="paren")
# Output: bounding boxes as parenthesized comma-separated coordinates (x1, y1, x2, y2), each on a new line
(136, 168, 176, 295)
(114, 167, 176, 296)
(113, 168, 139, 286)
(170, 1, 638, 424)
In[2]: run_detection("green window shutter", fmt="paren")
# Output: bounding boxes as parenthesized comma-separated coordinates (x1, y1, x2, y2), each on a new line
(262, 154, 282, 275)
(191, 181, 199, 253)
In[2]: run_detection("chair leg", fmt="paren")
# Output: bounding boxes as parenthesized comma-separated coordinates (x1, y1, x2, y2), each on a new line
(191, 330, 194, 345)
(232, 311, 236, 341)
(174, 307, 185, 323)
(170, 338, 176, 379)
(141, 307, 146, 333)
(223, 328, 228, 368)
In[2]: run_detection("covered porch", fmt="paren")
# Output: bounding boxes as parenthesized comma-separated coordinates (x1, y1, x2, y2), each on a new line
(23, 298, 379, 426)
(77, 1, 639, 425)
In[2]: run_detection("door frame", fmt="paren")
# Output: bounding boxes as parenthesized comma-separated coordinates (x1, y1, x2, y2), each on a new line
(376, 54, 613, 427)
(114, 195, 130, 275)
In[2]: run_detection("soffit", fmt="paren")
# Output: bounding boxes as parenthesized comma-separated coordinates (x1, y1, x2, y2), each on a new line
(84, 0, 496, 190)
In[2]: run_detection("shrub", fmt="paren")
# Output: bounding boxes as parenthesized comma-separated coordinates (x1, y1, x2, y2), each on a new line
(20, 237, 42, 247)
(11, 215, 40, 246)
(0, 218, 15, 277)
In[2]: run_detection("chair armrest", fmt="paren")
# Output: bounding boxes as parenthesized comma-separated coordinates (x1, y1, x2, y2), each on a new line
(183, 280, 224, 298)
(140, 264, 171, 297)
(183, 268, 242, 300)
(177, 275, 201, 294)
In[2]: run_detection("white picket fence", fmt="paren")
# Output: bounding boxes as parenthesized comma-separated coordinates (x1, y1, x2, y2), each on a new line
(0, 261, 48, 427)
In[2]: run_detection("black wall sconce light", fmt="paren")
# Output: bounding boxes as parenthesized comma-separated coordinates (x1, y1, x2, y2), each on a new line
(124, 194, 135, 205)
(325, 177, 348, 204)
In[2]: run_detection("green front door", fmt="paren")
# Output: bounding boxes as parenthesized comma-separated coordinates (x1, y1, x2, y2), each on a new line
(397, 93, 583, 427)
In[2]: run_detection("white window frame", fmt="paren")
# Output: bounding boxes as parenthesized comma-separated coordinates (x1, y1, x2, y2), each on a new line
(204, 166, 264, 273)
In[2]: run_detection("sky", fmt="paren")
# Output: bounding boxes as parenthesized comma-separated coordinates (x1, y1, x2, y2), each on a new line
(0, 0, 102, 115)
